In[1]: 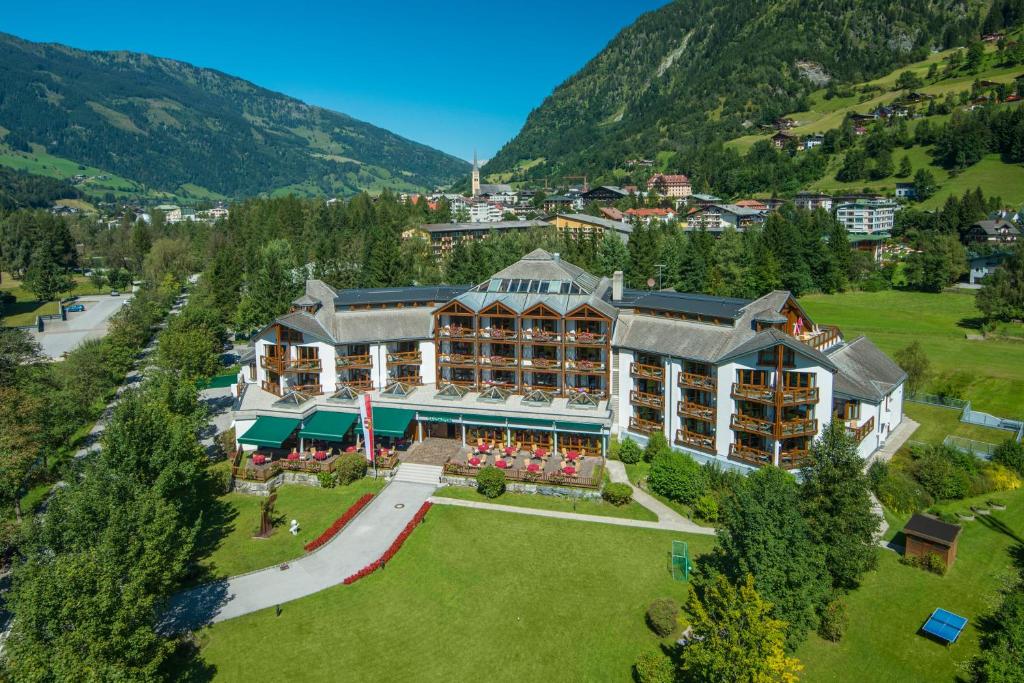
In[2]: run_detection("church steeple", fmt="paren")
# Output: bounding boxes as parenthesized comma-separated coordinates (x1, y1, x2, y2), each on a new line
(471, 148, 481, 197)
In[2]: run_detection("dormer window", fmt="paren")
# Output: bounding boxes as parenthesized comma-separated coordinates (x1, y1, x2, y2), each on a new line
(290, 294, 321, 314)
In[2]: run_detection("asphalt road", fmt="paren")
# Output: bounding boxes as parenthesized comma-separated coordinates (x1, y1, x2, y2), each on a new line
(31, 294, 133, 359)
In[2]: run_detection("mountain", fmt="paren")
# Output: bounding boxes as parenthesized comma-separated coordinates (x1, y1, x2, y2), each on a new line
(484, 0, 984, 182)
(0, 33, 469, 198)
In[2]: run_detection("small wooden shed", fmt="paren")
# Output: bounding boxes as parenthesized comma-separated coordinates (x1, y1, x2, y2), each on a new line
(902, 514, 962, 568)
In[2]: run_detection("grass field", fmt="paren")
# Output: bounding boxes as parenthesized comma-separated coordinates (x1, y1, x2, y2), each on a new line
(191, 505, 712, 681)
(1, 272, 110, 326)
(190, 478, 386, 584)
(904, 403, 1016, 446)
(433, 485, 658, 521)
(798, 486, 1024, 682)
(799, 290, 1024, 418)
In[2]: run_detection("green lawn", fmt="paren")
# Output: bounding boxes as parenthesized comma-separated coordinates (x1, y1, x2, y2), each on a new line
(904, 403, 1015, 446)
(919, 153, 1024, 209)
(434, 484, 658, 521)
(800, 290, 1024, 417)
(190, 478, 386, 584)
(798, 486, 1024, 682)
(191, 505, 713, 681)
(1, 272, 111, 326)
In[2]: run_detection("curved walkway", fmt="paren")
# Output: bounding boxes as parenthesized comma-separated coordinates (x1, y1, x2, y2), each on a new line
(605, 460, 712, 534)
(162, 480, 435, 632)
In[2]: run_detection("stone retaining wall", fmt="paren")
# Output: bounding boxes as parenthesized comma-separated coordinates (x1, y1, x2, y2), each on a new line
(442, 475, 602, 500)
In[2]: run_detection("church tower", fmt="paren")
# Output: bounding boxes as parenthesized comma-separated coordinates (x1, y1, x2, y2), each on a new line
(471, 149, 481, 197)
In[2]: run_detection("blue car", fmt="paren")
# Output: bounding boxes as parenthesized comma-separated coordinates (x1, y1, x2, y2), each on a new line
(65, 304, 85, 313)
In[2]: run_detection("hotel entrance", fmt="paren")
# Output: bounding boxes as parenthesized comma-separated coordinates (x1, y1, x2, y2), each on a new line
(424, 421, 457, 439)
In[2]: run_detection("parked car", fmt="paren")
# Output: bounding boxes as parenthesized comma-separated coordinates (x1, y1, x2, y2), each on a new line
(65, 303, 85, 313)
(110, 290, 120, 296)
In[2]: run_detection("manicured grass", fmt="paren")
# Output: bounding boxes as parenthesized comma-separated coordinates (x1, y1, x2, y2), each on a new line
(191, 478, 386, 583)
(800, 290, 1024, 417)
(797, 486, 1024, 682)
(433, 484, 658, 521)
(919, 153, 1024, 209)
(192, 505, 714, 681)
(1, 272, 110, 326)
(904, 403, 1015, 446)
(622, 461, 716, 528)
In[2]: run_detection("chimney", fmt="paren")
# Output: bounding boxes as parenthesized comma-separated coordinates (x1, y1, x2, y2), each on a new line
(612, 271, 623, 301)
(552, 252, 561, 262)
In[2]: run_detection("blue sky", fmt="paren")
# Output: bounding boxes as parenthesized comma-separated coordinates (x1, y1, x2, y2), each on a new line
(1, 0, 668, 161)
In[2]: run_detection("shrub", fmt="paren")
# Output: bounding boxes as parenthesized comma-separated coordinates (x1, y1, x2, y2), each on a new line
(981, 463, 1022, 491)
(646, 598, 680, 637)
(336, 453, 368, 485)
(317, 471, 337, 489)
(693, 494, 719, 522)
(602, 482, 633, 506)
(867, 460, 889, 490)
(993, 439, 1024, 476)
(635, 650, 675, 683)
(476, 466, 506, 498)
(648, 451, 707, 505)
(914, 449, 970, 500)
(644, 432, 671, 463)
(818, 598, 848, 642)
(618, 437, 643, 464)
(874, 467, 933, 513)
(900, 551, 947, 575)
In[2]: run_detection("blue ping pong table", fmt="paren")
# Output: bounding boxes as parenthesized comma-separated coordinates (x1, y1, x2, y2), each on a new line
(921, 608, 968, 645)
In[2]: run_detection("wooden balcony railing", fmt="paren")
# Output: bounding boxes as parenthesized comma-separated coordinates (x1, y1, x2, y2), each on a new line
(388, 374, 423, 386)
(628, 416, 663, 435)
(440, 353, 477, 366)
(729, 443, 773, 467)
(678, 371, 717, 392)
(630, 362, 665, 381)
(336, 354, 372, 368)
(675, 429, 716, 454)
(630, 390, 664, 410)
(289, 383, 323, 395)
(481, 355, 518, 367)
(802, 324, 842, 351)
(780, 386, 819, 405)
(387, 350, 422, 365)
(337, 379, 373, 392)
(779, 417, 818, 438)
(731, 413, 775, 437)
(525, 357, 561, 370)
(566, 331, 607, 344)
(284, 357, 322, 372)
(780, 449, 811, 469)
(260, 355, 285, 372)
(522, 329, 560, 342)
(261, 379, 282, 396)
(439, 324, 476, 339)
(479, 328, 517, 340)
(678, 401, 716, 422)
(566, 359, 606, 372)
(847, 415, 875, 443)
(731, 383, 775, 403)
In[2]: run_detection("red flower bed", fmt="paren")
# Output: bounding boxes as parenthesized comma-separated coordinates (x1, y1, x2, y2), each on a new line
(303, 493, 375, 552)
(342, 501, 432, 585)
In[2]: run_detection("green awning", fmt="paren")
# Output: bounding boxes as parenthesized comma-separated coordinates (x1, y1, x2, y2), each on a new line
(370, 407, 414, 437)
(508, 417, 557, 429)
(458, 412, 508, 427)
(299, 411, 357, 441)
(555, 421, 605, 434)
(238, 416, 301, 447)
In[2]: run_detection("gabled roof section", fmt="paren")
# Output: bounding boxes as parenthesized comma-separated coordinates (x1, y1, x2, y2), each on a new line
(827, 336, 907, 402)
(334, 285, 470, 309)
(606, 288, 751, 321)
(258, 311, 335, 344)
(489, 249, 600, 292)
(292, 294, 321, 307)
(717, 328, 837, 370)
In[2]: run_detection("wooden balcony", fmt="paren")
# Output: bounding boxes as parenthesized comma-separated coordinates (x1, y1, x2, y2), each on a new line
(565, 331, 607, 344)
(678, 401, 716, 422)
(630, 390, 664, 410)
(284, 357, 322, 372)
(628, 416, 664, 435)
(386, 350, 422, 365)
(522, 329, 560, 343)
(780, 449, 811, 469)
(480, 355, 518, 367)
(336, 353, 372, 369)
(779, 417, 818, 438)
(260, 355, 285, 372)
(675, 429, 716, 454)
(290, 383, 323, 395)
(439, 324, 476, 339)
(337, 379, 373, 392)
(439, 353, 477, 366)
(847, 415, 875, 443)
(729, 443, 773, 467)
(731, 413, 775, 437)
(261, 379, 282, 396)
(802, 324, 842, 351)
(565, 359, 606, 372)
(525, 357, 561, 370)
(388, 374, 423, 386)
(479, 328, 517, 341)
(630, 362, 665, 381)
(731, 383, 775, 403)
(780, 386, 818, 406)
(678, 371, 717, 392)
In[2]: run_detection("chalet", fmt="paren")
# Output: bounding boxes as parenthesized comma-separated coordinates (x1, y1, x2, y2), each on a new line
(626, 208, 677, 225)
(647, 174, 693, 199)
(413, 220, 552, 259)
(793, 192, 833, 212)
(803, 134, 825, 150)
(771, 131, 797, 149)
(687, 204, 766, 233)
(850, 113, 878, 124)
(774, 117, 797, 130)
(965, 219, 1021, 244)
(550, 213, 633, 241)
(580, 186, 631, 204)
(542, 195, 575, 213)
(734, 199, 769, 211)
(853, 126, 868, 136)
(599, 207, 625, 221)
(895, 183, 917, 200)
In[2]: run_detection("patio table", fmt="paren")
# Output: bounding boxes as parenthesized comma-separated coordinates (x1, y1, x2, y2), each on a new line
(314, 451, 327, 461)
(504, 447, 515, 456)
(287, 452, 300, 461)
(563, 466, 577, 475)
(535, 449, 547, 458)
(469, 456, 481, 466)
(527, 463, 540, 473)
(495, 459, 509, 469)
(566, 451, 579, 461)
(345, 446, 356, 453)
(253, 455, 266, 465)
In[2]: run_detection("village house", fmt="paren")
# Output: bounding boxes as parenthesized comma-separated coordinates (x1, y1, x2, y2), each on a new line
(686, 204, 767, 234)
(580, 186, 631, 204)
(834, 198, 897, 234)
(965, 219, 1021, 244)
(625, 208, 676, 225)
(549, 213, 633, 241)
(647, 174, 692, 199)
(412, 220, 551, 259)
(234, 250, 904, 472)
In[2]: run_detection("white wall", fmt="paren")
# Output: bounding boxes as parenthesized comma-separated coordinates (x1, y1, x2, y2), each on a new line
(615, 348, 635, 435)
(234, 418, 256, 452)
(419, 340, 436, 384)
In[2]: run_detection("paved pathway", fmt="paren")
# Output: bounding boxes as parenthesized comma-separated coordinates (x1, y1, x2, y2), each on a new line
(163, 480, 436, 631)
(605, 460, 711, 533)
(866, 418, 920, 466)
(429, 494, 717, 535)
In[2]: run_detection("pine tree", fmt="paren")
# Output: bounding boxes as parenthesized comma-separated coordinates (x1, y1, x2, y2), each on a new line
(627, 222, 660, 288)
(898, 155, 913, 177)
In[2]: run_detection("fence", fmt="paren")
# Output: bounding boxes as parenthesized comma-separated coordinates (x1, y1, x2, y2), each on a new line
(908, 393, 1022, 443)
(942, 435, 999, 460)
(906, 392, 968, 410)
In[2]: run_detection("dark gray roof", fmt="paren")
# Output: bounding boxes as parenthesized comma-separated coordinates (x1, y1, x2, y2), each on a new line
(612, 314, 741, 362)
(292, 294, 321, 306)
(266, 311, 335, 344)
(418, 220, 549, 234)
(752, 309, 787, 324)
(325, 307, 434, 343)
(334, 286, 470, 308)
(489, 249, 600, 293)
(971, 219, 1020, 236)
(717, 328, 838, 370)
(555, 213, 633, 235)
(903, 513, 961, 546)
(479, 183, 513, 194)
(827, 336, 907, 402)
(606, 288, 750, 320)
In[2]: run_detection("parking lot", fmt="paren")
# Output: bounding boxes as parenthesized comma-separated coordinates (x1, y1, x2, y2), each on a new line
(31, 293, 133, 359)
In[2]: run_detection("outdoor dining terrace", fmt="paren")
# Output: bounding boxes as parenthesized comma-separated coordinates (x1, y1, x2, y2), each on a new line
(444, 443, 603, 489)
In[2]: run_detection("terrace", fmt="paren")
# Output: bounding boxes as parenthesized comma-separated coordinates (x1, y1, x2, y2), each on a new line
(445, 443, 603, 489)
(675, 428, 715, 454)
(678, 370, 716, 392)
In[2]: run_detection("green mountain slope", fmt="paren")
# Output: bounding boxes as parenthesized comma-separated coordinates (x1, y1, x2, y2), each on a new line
(0, 33, 469, 198)
(485, 0, 983, 181)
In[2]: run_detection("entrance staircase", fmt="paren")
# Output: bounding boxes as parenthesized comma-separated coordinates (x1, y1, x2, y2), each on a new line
(393, 462, 443, 486)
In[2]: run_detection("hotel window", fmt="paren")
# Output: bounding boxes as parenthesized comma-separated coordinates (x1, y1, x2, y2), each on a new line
(757, 348, 795, 367)
(783, 371, 814, 388)
(844, 402, 860, 420)
(737, 369, 769, 386)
